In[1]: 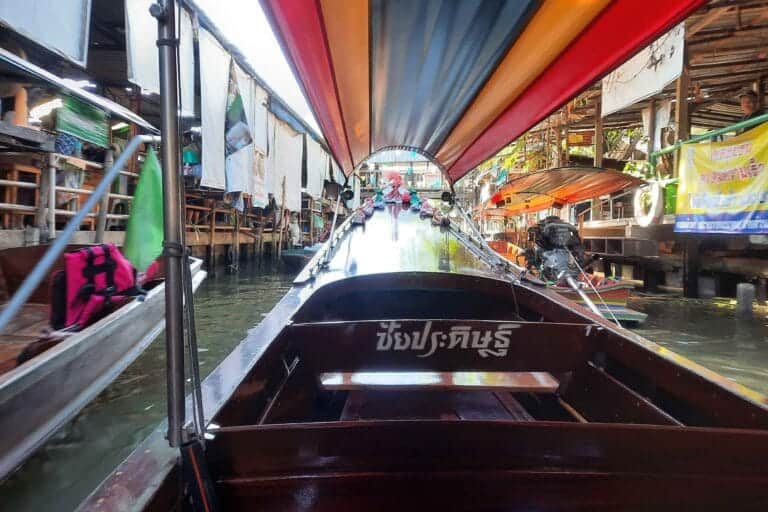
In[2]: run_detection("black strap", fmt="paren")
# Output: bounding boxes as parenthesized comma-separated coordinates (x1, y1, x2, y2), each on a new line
(101, 244, 116, 303)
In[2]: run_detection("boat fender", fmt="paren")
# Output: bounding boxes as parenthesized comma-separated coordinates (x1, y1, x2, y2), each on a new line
(633, 182, 663, 227)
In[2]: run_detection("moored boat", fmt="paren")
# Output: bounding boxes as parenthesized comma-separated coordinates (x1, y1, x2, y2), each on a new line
(280, 244, 321, 271)
(0, 245, 206, 480)
(486, 238, 644, 323)
(482, 168, 649, 324)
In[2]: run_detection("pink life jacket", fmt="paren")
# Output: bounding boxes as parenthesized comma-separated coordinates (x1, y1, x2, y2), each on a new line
(50, 244, 143, 331)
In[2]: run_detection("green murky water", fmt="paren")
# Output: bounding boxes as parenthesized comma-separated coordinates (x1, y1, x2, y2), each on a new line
(1, 269, 768, 510)
(630, 295, 768, 395)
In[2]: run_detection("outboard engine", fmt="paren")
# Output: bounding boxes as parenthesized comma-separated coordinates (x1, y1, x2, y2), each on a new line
(524, 216, 587, 282)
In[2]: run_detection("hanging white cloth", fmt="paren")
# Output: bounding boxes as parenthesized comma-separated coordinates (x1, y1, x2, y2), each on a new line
(199, 29, 231, 190)
(274, 120, 303, 212)
(305, 137, 328, 199)
(125, 0, 195, 115)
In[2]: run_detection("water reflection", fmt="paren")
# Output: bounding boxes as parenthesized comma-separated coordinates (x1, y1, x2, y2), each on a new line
(631, 295, 768, 395)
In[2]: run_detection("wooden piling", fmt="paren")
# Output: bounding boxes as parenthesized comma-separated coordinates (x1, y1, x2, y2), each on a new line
(683, 237, 700, 298)
(208, 201, 216, 275)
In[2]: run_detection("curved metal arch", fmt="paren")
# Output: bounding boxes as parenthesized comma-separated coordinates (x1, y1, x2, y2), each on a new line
(355, 145, 454, 193)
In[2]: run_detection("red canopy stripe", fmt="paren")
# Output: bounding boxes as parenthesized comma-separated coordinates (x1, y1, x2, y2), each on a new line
(446, 0, 706, 181)
(260, 0, 354, 172)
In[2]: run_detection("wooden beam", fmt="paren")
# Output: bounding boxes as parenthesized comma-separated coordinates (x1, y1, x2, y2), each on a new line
(646, 98, 657, 155)
(687, 7, 734, 38)
(593, 98, 603, 167)
(754, 76, 764, 107)
(674, 66, 691, 176)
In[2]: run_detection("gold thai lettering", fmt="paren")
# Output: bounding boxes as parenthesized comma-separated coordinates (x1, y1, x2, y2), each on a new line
(376, 321, 401, 350)
(375, 322, 518, 359)
(448, 326, 471, 349)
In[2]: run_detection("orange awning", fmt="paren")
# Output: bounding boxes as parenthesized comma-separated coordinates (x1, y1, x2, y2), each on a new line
(486, 166, 645, 215)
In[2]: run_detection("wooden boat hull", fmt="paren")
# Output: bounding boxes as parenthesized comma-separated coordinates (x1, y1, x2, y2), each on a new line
(488, 245, 648, 324)
(78, 206, 768, 511)
(0, 257, 206, 480)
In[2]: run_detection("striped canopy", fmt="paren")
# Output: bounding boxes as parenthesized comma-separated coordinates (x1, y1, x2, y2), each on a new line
(261, 0, 704, 182)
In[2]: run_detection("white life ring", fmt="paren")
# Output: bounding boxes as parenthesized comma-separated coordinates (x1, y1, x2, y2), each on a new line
(633, 182, 663, 227)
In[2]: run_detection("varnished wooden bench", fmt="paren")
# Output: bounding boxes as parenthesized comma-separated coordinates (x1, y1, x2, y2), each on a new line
(320, 372, 559, 422)
(320, 371, 559, 393)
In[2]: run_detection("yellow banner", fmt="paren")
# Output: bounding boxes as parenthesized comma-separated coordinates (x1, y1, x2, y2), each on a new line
(675, 122, 768, 233)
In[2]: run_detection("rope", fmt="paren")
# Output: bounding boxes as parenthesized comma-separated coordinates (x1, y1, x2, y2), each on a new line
(183, 248, 206, 441)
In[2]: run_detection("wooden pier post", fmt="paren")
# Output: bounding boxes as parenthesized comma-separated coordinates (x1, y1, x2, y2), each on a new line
(232, 209, 240, 272)
(674, 65, 690, 175)
(758, 278, 767, 306)
(276, 177, 286, 258)
(593, 98, 603, 167)
(208, 201, 216, 275)
(647, 98, 657, 156)
(683, 237, 700, 298)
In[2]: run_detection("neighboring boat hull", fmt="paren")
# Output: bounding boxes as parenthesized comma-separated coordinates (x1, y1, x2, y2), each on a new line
(488, 243, 647, 325)
(280, 247, 316, 271)
(555, 282, 648, 325)
(0, 258, 206, 480)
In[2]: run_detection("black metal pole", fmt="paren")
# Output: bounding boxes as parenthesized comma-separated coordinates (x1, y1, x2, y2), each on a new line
(153, 0, 186, 447)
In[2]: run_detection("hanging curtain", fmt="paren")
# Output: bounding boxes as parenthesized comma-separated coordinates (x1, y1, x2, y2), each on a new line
(199, 29, 231, 190)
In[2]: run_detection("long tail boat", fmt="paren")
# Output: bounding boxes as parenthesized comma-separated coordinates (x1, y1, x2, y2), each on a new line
(483, 167, 648, 324)
(78, 0, 768, 510)
(0, 245, 206, 480)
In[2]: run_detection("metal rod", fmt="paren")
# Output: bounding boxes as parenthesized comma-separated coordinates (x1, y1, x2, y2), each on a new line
(154, 0, 186, 448)
(0, 180, 37, 189)
(563, 274, 604, 318)
(95, 149, 114, 243)
(650, 111, 768, 163)
(0, 134, 158, 334)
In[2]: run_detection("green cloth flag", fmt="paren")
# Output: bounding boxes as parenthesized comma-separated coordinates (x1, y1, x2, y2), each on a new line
(124, 148, 164, 272)
(56, 95, 110, 148)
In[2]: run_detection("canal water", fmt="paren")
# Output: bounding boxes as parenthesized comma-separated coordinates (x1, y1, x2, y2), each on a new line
(1, 266, 768, 510)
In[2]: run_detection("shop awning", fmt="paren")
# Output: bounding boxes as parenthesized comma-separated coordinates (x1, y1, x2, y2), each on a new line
(486, 166, 645, 215)
(260, 0, 704, 182)
(0, 47, 158, 133)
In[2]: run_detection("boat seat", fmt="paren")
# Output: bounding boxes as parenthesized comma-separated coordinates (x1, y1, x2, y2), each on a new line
(339, 389, 535, 421)
(0, 335, 39, 373)
(320, 371, 559, 393)
(0, 303, 52, 374)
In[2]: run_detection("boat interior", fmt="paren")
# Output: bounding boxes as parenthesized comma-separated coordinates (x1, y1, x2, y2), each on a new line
(173, 206, 768, 511)
(0, 245, 164, 375)
(0, 245, 72, 373)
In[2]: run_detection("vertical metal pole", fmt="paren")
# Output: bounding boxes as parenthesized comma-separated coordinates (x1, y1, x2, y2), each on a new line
(154, 0, 186, 448)
(48, 154, 57, 239)
(95, 150, 114, 243)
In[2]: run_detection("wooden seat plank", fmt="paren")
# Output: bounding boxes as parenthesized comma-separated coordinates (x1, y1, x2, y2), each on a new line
(320, 371, 559, 393)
